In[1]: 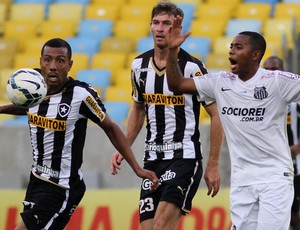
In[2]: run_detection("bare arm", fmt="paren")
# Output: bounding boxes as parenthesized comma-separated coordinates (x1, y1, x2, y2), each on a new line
(203, 103, 223, 197)
(166, 16, 198, 95)
(291, 143, 300, 158)
(0, 104, 27, 115)
(110, 101, 145, 174)
(125, 101, 145, 145)
(100, 113, 158, 188)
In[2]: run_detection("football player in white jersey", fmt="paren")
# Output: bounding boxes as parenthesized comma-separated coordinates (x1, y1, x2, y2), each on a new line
(0, 38, 159, 230)
(166, 16, 300, 230)
(110, 1, 224, 230)
(264, 56, 300, 230)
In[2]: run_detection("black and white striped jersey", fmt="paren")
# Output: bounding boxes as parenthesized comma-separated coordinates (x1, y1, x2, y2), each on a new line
(287, 102, 300, 174)
(27, 77, 106, 189)
(131, 48, 208, 161)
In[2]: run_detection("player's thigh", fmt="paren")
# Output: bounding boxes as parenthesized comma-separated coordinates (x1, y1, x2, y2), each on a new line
(14, 220, 27, 230)
(140, 219, 154, 230)
(154, 201, 182, 229)
(257, 182, 293, 230)
(230, 186, 259, 230)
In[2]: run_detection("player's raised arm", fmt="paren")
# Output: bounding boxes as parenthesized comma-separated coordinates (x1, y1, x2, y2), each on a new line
(166, 16, 198, 95)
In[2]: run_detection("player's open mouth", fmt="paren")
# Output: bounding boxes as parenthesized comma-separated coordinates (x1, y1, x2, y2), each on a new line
(229, 57, 238, 70)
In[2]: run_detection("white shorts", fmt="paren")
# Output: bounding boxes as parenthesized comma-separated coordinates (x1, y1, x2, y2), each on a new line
(230, 182, 293, 230)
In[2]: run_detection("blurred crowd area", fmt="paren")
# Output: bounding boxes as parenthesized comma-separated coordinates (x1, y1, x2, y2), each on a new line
(0, 0, 299, 126)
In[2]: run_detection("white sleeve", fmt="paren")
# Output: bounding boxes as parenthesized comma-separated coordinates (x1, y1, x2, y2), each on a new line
(193, 72, 219, 101)
(276, 71, 300, 103)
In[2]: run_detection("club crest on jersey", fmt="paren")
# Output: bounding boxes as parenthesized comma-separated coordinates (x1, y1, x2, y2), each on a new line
(254, 86, 268, 100)
(58, 103, 71, 117)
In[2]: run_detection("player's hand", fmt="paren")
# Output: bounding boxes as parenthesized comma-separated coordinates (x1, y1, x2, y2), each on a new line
(110, 151, 124, 175)
(204, 164, 220, 197)
(167, 16, 191, 50)
(136, 168, 160, 191)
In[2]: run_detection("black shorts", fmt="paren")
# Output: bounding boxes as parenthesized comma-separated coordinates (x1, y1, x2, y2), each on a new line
(20, 172, 86, 230)
(139, 158, 203, 222)
(292, 175, 300, 212)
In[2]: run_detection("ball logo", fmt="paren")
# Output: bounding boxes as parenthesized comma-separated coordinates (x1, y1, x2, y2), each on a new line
(21, 80, 41, 90)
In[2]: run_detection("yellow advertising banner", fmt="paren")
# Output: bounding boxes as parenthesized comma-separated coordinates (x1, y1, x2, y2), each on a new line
(0, 188, 231, 230)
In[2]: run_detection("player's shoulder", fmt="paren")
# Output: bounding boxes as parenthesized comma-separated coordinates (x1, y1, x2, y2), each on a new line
(178, 48, 202, 63)
(67, 77, 90, 89)
(131, 49, 154, 69)
(135, 49, 154, 61)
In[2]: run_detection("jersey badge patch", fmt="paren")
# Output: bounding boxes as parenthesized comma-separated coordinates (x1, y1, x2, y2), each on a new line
(58, 103, 71, 118)
(254, 86, 268, 100)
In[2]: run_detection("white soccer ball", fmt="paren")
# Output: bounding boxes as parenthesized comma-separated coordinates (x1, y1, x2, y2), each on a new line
(6, 68, 47, 108)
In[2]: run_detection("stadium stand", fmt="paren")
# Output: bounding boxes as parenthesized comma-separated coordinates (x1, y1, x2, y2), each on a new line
(84, 4, 120, 21)
(205, 53, 231, 71)
(48, 3, 84, 26)
(77, 19, 113, 41)
(100, 37, 136, 54)
(104, 101, 130, 126)
(0, 0, 299, 126)
(263, 17, 297, 49)
(40, 20, 77, 39)
(234, 3, 272, 21)
(0, 54, 14, 69)
(54, 0, 90, 5)
(92, 0, 126, 4)
(180, 36, 211, 61)
(23, 37, 49, 56)
(274, 3, 300, 33)
(13, 52, 40, 69)
(9, 3, 46, 23)
(226, 19, 262, 36)
(67, 36, 101, 60)
(68, 53, 90, 78)
(176, 3, 195, 33)
(114, 68, 131, 89)
(90, 52, 127, 85)
(113, 20, 150, 41)
(77, 68, 111, 97)
(3, 20, 39, 52)
(190, 19, 227, 42)
(282, 0, 300, 2)
(0, 3, 8, 35)
(136, 37, 154, 53)
(119, 4, 151, 21)
(194, 3, 234, 22)
(104, 85, 132, 104)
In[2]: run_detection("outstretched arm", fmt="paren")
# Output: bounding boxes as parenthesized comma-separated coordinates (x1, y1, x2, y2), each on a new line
(110, 102, 145, 175)
(166, 16, 198, 95)
(0, 104, 27, 115)
(101, 114, 158, 189)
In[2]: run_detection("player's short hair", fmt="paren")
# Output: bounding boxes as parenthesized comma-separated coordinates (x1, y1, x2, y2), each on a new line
(151, 1, 184, 20)
(41, 38, 72, 60)
(239, 31, 266, 62)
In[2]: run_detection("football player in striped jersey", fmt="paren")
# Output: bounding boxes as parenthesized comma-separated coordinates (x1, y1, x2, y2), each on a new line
(0, 38, 158, 230)
(111, 1, 223, 230)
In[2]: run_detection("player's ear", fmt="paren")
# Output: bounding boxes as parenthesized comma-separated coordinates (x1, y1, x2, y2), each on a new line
(68, 60, 73, 71)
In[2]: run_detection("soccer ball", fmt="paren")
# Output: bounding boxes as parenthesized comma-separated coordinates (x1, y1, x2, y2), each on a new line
(6, 68, 47, 108)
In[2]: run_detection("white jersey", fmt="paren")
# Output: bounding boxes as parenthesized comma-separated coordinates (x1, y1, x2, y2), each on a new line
(193, 68, 300, 186)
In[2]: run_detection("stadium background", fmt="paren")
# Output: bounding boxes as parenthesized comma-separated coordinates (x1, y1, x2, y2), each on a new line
(0, 0, 299, 229)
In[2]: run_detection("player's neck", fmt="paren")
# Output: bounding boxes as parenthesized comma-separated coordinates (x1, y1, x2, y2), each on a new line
(154, 47, 179, 69)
